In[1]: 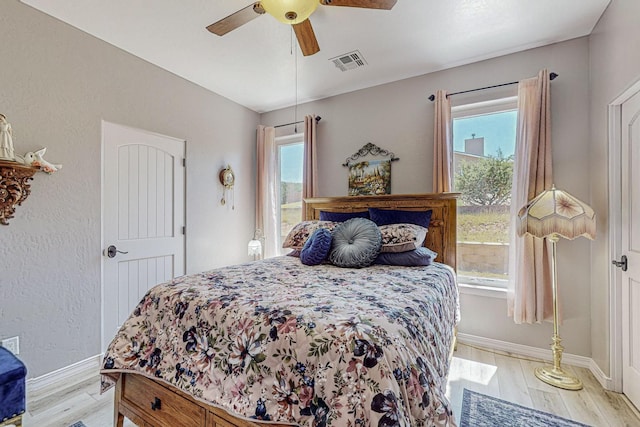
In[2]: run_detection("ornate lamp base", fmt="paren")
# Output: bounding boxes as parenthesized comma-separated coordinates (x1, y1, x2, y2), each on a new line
(534, 365, 583, 390)
(533, 237, 583, 391)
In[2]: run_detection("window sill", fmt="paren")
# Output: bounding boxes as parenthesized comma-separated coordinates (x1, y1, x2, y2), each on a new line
(458, 282, 508, 299)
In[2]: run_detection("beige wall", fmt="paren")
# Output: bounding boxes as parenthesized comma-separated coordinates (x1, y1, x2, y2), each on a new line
(0, 1, 259, 377)
(588, 0, 640, 377)
(261, 37, 593, 356)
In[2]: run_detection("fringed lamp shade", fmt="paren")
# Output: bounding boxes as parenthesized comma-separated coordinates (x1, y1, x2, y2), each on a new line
(517, 186, 596, 241)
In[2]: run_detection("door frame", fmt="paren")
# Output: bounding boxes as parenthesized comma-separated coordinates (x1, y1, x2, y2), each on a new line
(100, 120, 187, 352)
(608, 78, 640, 393)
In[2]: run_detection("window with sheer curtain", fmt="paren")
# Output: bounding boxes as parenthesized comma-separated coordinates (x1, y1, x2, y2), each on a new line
(276, 134, 304, 254)
(452, 97, 517, 290)
(257, 115, 317, 258)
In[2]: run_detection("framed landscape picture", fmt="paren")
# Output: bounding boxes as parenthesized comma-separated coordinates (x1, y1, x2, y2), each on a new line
(348, 159, 391, 195)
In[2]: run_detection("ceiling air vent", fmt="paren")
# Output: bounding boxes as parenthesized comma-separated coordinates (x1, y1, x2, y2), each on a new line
(330, 50, 367, 72)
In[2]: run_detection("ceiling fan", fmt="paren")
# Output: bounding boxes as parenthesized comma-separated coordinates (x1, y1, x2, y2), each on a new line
(206, 0, 397, 57)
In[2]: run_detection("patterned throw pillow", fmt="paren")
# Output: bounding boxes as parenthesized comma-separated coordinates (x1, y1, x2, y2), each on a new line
(282, 221, 339, 249)
(329, 218, 382, 268)
(300, 228, 333, 266)
(379, 223, 428, 253)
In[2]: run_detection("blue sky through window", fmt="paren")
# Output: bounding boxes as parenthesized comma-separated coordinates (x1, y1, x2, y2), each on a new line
(453, 111, 517, 157)
(280, 143, 303, 183)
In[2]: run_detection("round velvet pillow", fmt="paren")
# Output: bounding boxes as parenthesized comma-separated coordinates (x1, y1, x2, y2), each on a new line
(329, 218, 382, 268)
(300, 228, 333, 266)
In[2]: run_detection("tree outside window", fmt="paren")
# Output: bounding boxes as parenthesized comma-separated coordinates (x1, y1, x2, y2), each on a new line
(455, 149, 513, 208)
(452, 105, 517, 287)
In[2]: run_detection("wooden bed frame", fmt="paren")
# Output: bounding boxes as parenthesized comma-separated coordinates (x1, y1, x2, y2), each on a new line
(112, 193, 459, 427)
(304, 193, 458, 270)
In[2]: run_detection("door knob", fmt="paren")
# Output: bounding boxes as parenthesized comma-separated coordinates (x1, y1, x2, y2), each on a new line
(612, 255, 627, 272)
(105, 245, 129, 258)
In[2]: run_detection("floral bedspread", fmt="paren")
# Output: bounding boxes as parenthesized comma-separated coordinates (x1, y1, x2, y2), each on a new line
(101, 256, 459, 427)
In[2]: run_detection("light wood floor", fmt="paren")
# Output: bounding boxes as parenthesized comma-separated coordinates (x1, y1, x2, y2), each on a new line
(22, 343, 640, 427)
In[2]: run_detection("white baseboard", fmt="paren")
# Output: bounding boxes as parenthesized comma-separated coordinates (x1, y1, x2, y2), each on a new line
(457, 333, 613, 390)
(26, 354, 102, 398)
(589, 358, 614, 391)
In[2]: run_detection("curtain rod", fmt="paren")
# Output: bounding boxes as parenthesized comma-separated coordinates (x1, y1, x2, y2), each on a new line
(427, 72, 558, 102)
(274, 116, 322, 129)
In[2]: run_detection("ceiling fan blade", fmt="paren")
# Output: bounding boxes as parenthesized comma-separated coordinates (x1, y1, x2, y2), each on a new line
(320, 0, 397, 9)
(293, 19, 320, 56)
(206, 2, 265, 36)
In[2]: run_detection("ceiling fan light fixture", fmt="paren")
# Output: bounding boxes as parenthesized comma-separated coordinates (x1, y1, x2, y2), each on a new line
(260, 0, 319, 25)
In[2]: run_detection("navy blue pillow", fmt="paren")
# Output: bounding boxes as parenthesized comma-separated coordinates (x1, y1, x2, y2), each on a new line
(300, 228, 333, 266)
(319, 210, 369, 222)
(368, 208, 433, 228)
(374, 247, 438, 267)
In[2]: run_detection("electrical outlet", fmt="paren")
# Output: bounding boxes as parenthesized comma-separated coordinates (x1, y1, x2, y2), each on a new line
(1, 336, 19, 355)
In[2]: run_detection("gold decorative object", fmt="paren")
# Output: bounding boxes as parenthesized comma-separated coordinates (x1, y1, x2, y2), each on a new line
(219, 165, 235, 209)
(0, 160, 38, 225)
(517, 185, 596, 390)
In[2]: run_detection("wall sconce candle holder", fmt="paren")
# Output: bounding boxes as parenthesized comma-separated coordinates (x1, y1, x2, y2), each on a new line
(219, 165, 235, 209)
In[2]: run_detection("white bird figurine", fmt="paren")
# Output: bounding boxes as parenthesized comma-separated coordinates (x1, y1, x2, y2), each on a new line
(23, 148, 62, 174)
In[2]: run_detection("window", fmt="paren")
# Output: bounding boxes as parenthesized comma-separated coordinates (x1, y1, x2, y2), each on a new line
(452, 97, 517, 290)
(276, 134, 304, 253)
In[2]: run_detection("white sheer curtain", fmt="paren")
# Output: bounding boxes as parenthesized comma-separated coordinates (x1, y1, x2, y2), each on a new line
(508, 69, 554, 323)
(302, 115, 318, 220)
(256, 125, 279, 258)
(433, 90, 453, 192)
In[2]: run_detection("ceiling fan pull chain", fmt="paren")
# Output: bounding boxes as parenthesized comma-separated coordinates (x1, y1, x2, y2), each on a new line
(295, 42, 298, 133)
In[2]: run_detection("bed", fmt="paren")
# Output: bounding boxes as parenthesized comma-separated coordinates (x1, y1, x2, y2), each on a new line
(101, 193, 460, 427)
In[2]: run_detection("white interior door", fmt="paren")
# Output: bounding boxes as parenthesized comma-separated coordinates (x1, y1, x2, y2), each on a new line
(101, 121, 185, 351)
(621, 90, 640, 410)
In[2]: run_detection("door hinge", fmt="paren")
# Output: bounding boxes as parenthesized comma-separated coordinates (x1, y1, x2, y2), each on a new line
(182, 226, 186, 235)
(182, 158, 186, 167)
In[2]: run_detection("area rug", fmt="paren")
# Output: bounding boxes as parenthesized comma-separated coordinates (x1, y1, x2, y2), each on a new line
(68, 422, 86, 427)
(460, 389, 591, 427)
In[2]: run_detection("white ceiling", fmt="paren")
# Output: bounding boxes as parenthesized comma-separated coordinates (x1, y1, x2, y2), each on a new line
(20, 0, 610, 113)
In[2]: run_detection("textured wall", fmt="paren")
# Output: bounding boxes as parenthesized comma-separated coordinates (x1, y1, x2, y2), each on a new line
(0, 1, 259, 377)
(588, 0, 640, 377)
(3, 0, 629, 380)
(261, 38, 593, 357)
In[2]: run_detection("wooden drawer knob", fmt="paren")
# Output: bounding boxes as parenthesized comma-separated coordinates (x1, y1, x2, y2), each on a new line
(151, 397, 162, 411)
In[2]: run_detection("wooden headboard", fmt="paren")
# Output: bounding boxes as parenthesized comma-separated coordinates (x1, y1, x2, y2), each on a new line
(304, 193, 459, 270)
